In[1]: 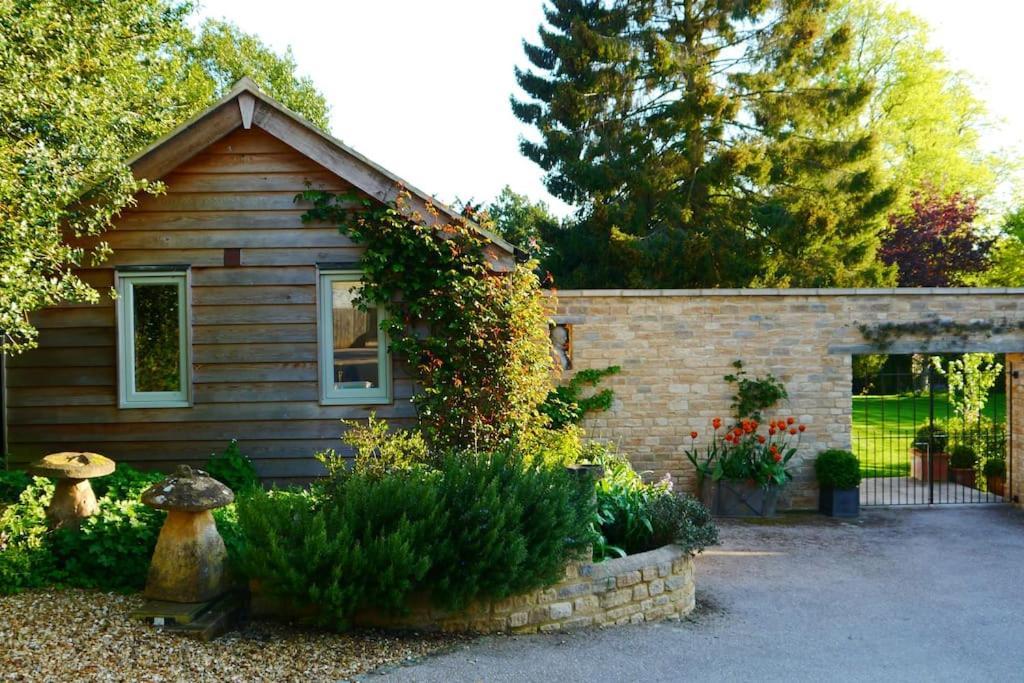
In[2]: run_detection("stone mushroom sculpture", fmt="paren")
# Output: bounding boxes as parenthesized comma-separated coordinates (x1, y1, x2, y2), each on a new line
(141, 465, 235, 604)
(27, 452, 115, 529)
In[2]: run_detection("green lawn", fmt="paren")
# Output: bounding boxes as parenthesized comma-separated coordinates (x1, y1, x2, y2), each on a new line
(851, 392, 1006, 478)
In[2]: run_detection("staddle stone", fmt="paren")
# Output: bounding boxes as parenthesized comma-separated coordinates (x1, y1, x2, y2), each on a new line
(141, 466, 234, 603)
(27, 452, 115, 528)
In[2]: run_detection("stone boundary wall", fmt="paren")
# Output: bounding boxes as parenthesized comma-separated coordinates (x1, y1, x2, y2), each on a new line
(345, 545, 695, 634)
(556, 288, 1024, 509)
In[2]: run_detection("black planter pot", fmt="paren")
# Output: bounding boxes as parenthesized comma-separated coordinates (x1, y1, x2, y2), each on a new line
(701, 478, 779, 517)
(819, 487, 859, 518)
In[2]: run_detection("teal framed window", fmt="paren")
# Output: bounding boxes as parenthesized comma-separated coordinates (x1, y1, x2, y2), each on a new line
(115, 269, 191, 408)
(317, 270, 391, 405)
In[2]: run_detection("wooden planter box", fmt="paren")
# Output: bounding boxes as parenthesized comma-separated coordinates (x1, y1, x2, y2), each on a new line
(987, 475, 1006, 498)
(950, 467, 976, 489)
(911, 449, 949, 482)
(701, 478, 779, 517)
(819, 487, 859, 518)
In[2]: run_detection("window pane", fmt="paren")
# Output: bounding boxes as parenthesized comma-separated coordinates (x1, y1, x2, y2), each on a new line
(331, 281, 379, 390)
(133, 283, 181, 392)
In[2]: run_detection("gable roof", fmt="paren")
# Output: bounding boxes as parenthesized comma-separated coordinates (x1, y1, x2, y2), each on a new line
(126, 77, 519, 268)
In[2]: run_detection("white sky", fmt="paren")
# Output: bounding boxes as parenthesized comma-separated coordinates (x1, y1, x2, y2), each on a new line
(193, 0, 1024, 218)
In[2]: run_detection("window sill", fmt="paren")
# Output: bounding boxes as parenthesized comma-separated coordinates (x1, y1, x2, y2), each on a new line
(319, 395, 393, 406)
(118, 400, 192, 409)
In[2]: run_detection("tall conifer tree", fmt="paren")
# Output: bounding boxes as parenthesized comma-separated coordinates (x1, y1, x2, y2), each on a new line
(514, 0, 897, 288)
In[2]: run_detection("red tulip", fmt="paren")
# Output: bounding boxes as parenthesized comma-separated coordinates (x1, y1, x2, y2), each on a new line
(690, 431, 698, 439)
(798, 424, 806, 433)
(789, 428, 797, 435)
(757, 435, 766, 444)
(773, 453, 782, 463)
(787, 417, 796, 425)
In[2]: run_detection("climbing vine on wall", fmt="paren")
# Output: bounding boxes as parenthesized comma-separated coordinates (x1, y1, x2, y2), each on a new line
(539, 365, 621, 429)
(857, 317, 1024, 350)
(299, 189, 554, 452)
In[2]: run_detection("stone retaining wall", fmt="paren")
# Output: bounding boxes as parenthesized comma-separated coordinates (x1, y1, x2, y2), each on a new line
(346, 545, 695, 634)
(556, 288, 1024, 509)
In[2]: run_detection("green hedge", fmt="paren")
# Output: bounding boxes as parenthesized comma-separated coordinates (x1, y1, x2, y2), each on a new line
(235, 448, 593, 629)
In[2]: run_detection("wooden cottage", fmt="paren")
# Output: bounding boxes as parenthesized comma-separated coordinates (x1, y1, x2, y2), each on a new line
(2, 78, 517, 481)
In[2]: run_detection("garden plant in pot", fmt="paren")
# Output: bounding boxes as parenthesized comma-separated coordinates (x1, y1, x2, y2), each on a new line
(685, 417, 803, 517)
(684, 362, 801, 517)
(947, 444, 979, 489)
(815, 449, 861, 518)
(912, 423, 949, 482)
(983, 457, 1007, 497)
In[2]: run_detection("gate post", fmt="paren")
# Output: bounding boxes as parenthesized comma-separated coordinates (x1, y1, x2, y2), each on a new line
(1007, 354, 1024, 506)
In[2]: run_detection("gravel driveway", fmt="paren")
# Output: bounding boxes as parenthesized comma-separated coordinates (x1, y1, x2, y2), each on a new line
(375, 506, 1024, 682)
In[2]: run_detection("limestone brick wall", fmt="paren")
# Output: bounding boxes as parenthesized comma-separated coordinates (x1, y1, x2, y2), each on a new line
(346, 545, 695, 634)
(556, 288, 1024, 509)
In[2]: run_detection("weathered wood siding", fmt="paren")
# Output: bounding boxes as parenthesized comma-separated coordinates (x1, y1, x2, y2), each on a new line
(7, 128, 416, 480)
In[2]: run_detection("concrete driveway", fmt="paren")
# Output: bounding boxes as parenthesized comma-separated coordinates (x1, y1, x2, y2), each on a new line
(374, 506, 1024, 682)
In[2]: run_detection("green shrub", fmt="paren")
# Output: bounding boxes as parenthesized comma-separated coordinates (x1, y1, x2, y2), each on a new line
(949, 444, 979, 469)
(647, 493, 719, 554)
(327, 413, 433, 477)
(814, 450, 862, 490)
(0, 478, 55, 593)
(92, 465, 163, 500)
(48, 497, 163, 590)
(915, 423, 949, 454)
(428, 449, 592, 610)
(591, 447, 717, 560)
(236, 446, 593, 628)
(0, 469, 31, 504)
(205, 440, 259, 492)
(519, 424, 585, 468)
(236, 474, 442, 629)
(950, 417, 1006, 462)
(983, 457, 1007, 478)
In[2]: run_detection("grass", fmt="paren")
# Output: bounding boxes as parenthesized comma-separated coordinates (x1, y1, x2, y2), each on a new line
(851, 391, 1006, 478)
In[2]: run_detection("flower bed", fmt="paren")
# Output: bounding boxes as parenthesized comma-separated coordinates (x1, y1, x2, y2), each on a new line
(253, 544, 695, 634)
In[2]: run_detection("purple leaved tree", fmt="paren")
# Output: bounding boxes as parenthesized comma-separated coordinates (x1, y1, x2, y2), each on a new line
(880, 189, 993, 287)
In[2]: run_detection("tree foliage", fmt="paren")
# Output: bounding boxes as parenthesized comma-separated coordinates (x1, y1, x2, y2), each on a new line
(482, 186, 560, 259)
(514, 0, 897, 289)
(0, 1, 329, 353)
(830, 0, 1001, 212)
(973, 207, 1024, 287)
(880, 188, 993, 286)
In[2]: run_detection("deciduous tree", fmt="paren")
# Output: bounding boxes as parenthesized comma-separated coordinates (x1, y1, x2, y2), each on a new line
(879, 189, 992, 286)
(0, 1, 329, 353)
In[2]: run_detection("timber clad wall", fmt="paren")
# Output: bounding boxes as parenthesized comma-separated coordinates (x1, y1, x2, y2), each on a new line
(7, 128, 416, 480)
(557, 289, 1024, 509)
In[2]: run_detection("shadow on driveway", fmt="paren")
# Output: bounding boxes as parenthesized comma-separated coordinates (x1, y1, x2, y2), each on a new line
(374, 506, 1024, 682)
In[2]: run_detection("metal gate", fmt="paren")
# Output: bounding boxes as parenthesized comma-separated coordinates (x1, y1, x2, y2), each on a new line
(853, 363, 1010, 506)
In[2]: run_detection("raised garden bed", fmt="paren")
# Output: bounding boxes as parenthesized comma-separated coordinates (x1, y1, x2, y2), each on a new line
(252, 544, 696, 634)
